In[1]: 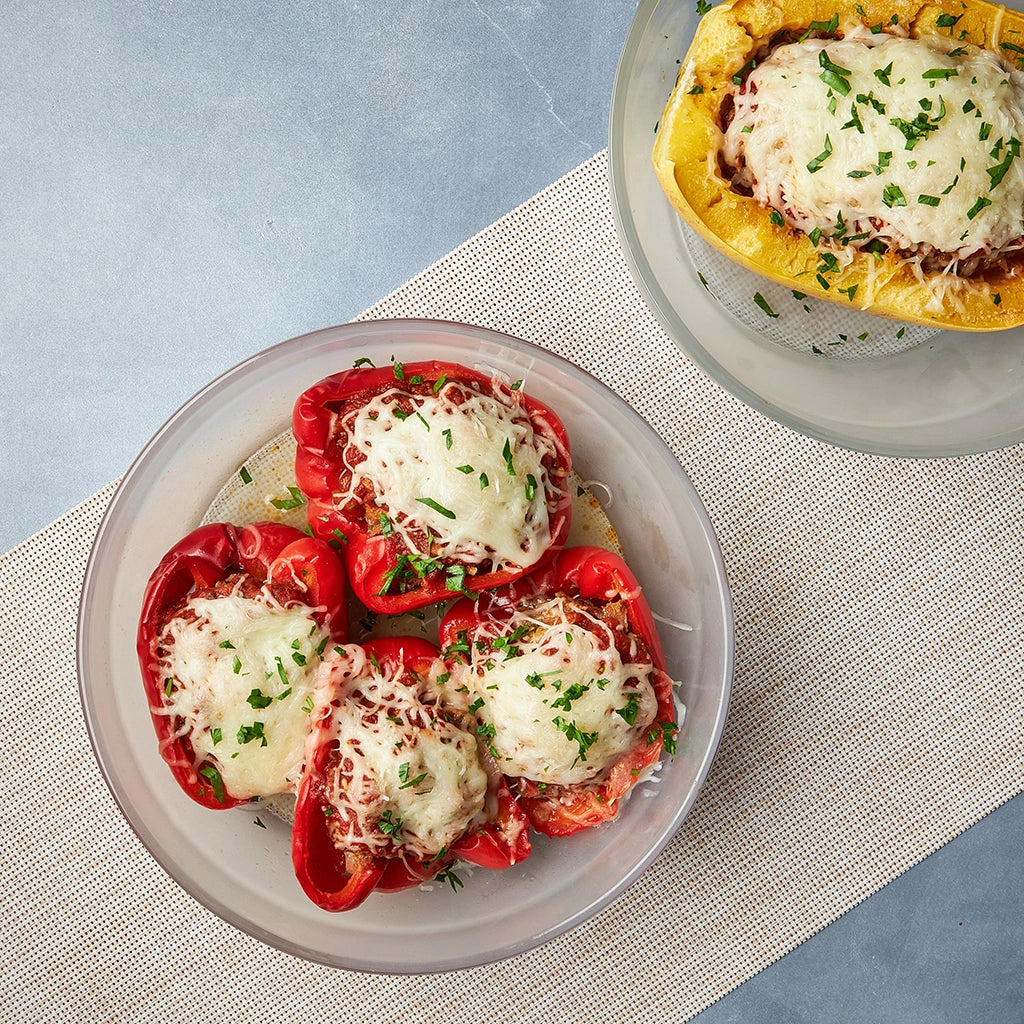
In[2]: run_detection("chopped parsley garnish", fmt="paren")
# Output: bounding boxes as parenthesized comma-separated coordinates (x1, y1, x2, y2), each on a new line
(416, 496, 456, 519)
(501, 438, 516, 476)
(550, 682, 591, 712)
(237, 722, 267, 746)
(807, 134, 833, 173)
(377, 809, 403, 837)
(436, 866, 464, 891)
(553, 716, 599, 764)
(198, 765, 226, 803)
(270, 486, 305, 511)
(882, 183, 907, 208)
(967, 195, 992, 219)
(246, 688, 273, 710)
(398, 763, 428, 790)
(615, 694, 641, 725)
(753, 292, 779, 318)
(818, 50, 852, 95)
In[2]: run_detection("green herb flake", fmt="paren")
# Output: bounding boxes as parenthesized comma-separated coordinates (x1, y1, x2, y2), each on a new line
(416, 496, 457, 519)
(753, 292, 780, 318)
(237, 722, 267, 747)
(918, 193, 941, 206)
(398, 763, 428, 790)
(882, 183, 907, 208)
(437, 866, 464, 891)
(615, 694, 641, 725)
(247, 688, 273, 710)
(198, 765, 226, 803)
(501, 438, 516, 476)
(238, 466, 253, 485)
(377, 809, 403, 837)
(270, 486, 305, 511)
(967, 195, 992, 219)
(807, 134, 833, 173)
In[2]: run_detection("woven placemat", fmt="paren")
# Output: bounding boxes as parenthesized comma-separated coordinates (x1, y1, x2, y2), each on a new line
(3, 152, 1022, 1024)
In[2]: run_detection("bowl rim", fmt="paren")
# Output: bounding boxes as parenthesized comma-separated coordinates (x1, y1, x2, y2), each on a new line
(77, 317, 735, 972)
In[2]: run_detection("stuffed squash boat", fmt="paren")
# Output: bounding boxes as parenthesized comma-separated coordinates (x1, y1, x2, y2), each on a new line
(652, 0, 1024, 330)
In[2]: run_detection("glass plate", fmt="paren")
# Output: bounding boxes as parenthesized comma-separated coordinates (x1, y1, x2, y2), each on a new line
(608, 0, 1024, 456)
(78, 319, 734, 973)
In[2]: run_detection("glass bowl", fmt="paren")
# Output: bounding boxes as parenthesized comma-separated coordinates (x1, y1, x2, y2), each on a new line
(609, 0, 1024, 457)
(78, 319, 733, 973)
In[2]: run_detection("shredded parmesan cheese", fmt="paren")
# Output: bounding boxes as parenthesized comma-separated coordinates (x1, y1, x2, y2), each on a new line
(310, 645, 490, 861)
(451, 596, 660, 787)
(156, 589, 326, 798)
(722, 30, 1024, 284)
(334, 380, 563, 570)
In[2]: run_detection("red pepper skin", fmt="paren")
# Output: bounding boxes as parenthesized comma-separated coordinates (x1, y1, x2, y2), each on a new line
(291, 636, 532, 912)
(136, 521, 349, 810)
(292, 360, 573, 615)
(439, 545, 677, 838)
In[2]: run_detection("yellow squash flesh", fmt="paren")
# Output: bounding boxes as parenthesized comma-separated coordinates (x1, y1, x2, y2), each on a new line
(652, 0, 1024, 331)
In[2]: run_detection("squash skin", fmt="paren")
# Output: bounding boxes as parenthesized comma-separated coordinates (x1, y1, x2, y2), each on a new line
(652, 0, 1024, 331)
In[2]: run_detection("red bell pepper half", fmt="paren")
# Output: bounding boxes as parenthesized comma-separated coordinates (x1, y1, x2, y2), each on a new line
(136, 521, 349, 809)
(291, 636, 532, 912)
(292, 359, 572, 615)
(438, 545, 679, 837)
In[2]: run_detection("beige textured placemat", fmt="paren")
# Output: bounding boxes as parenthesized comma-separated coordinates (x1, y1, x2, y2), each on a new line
(2, 152, 1023, 1024)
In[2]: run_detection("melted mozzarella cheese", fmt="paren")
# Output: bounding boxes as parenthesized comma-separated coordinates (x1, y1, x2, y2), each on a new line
(157, 591, 326, 798)
(722, 32, 1024, 260)
(453, 598, 660, 787)
(338, 382, 560, 569)
(312, 645, 489, 861)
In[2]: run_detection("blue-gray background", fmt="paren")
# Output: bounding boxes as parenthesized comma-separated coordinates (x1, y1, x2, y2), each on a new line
(1, 2, 1020, 1020)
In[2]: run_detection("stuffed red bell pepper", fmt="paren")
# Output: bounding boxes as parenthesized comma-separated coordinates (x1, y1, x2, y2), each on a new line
(137, 521, 349, 809)
(292, 359, 572, 615)
(438, 546, 679, 837)
(291, 636, 532, 912)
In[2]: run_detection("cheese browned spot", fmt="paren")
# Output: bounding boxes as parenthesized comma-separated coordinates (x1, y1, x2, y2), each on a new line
(450, 595, 660, 787)
(155, 587, 327, 799)
(309, 645, 490, 862)
(722, 29, 1024, 291)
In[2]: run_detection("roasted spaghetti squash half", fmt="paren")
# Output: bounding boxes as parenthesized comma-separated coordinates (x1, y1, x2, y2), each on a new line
(652, 0, 1024, 330)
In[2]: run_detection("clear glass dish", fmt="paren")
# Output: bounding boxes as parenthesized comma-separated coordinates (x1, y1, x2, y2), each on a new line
(609, 0, 1024, 456)
(78, 319, 734, 973)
